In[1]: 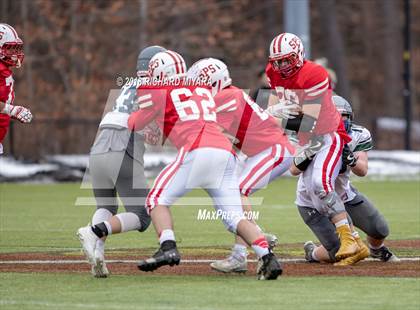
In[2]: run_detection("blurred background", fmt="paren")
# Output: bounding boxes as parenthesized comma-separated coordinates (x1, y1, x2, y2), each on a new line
(1, 0, 419, 160)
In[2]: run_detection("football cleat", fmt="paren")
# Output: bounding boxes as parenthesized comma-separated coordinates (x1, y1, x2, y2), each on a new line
(370, 246, 400, 262)
(334, 237, 369, 266)
(335, 225, 359, 260)
(91, 243, 109, 278)
(303, 241, 317, 263)
(210, 255, 248, 273)
(137, 240, 180, 272)
(257, 252, 282, 280)
(76, 225, 99, 265)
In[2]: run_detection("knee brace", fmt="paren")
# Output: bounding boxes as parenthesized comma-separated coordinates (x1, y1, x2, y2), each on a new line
(137, 206, 151, 232)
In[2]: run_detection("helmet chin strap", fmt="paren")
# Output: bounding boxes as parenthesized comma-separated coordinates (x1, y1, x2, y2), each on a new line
(15, 58, 21, 68)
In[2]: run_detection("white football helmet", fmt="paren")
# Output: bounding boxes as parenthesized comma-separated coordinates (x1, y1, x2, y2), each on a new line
(148, 50, 187, 81)
(269, 33, 304, 78)
(186, 58, 232, 96)
(0, 23, 24, 68)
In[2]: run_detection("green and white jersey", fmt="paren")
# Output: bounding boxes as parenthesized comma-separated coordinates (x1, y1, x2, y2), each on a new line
(335, 124, 373, 202)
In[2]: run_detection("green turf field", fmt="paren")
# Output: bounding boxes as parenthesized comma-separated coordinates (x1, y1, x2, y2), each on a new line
(0, 179, 419, 310)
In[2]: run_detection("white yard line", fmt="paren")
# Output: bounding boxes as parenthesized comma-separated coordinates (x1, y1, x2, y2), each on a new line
(0, 257, 419, 264)
(0, 300, 178, 310)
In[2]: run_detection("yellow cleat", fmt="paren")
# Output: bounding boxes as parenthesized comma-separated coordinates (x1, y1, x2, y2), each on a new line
(334, 237, 369, 266)
(335, 225, 359, 260)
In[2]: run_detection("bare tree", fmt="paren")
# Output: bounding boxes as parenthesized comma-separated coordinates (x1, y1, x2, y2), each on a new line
(318, 0, 351, 100)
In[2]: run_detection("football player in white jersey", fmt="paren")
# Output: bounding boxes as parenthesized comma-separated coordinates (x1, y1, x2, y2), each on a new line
(76, 46, 165, 278)
(293, 95, 399, 265)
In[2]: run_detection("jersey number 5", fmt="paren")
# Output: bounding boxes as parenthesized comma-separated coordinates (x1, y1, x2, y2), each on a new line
(171, 87, 216, 122)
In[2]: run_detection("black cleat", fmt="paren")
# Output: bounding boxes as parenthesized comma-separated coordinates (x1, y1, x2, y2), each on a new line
(370, 246, 400, 262)
(137, 240, 181, 272)
(257, 252, 282, 280)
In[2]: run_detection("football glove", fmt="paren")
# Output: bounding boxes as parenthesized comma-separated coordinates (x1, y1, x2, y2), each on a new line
(1, 104, 33, 123)
(342, 144, 358, 167)
(143, 123, 161, 145)
(293, 136, 324, 171)
(266, 103, 301, 120)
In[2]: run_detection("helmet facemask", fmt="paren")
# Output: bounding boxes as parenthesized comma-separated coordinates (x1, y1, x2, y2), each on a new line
(341, 113, 353, 133)
(0, 41, 24, 68)
(270, 52, 301, 78)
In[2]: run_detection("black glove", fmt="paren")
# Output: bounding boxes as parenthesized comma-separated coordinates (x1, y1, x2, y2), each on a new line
(342, 144, 358, 167)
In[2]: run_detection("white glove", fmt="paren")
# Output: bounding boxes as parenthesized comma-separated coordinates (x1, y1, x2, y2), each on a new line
(142, 122, 161, 145)
(266, 103, 301, 120)
(2, 104, 33, 123)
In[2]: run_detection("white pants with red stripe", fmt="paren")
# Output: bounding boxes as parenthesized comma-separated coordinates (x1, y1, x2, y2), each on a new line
(295, 132, 344, 214)
(146, 147, 244, 232)
(238, 144, 293, 196)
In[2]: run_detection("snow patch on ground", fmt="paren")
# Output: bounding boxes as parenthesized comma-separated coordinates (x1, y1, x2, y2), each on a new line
(0, 150, 419, 181)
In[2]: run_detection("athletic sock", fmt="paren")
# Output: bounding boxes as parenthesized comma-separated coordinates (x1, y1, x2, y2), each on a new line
(334, 219, 349, 228)
(251, 237, 269, 258)
(232, 243, 248, 260)
(159, 229, 175, 245)
(91, 221, 112, 238)
(368, 242, 384, 250)
(311, 248, 320, 262)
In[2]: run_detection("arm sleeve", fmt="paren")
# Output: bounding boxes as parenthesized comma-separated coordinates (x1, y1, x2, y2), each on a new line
(127, 89, 158, 131)
(282, 114, 317, 132)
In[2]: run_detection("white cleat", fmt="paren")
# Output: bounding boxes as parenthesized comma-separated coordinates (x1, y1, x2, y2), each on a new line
(210, 255, 248, 273)
(76, 226, 99, 265)
(92, 246, 109, 278)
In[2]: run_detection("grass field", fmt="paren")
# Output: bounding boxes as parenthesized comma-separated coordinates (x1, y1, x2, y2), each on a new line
(0, 179, 419, 310)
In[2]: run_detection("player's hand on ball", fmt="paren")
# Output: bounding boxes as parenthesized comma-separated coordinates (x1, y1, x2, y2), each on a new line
(9, 105, 33, 123)
(266, 102, 301, 120)
(342, 144, 358, 167)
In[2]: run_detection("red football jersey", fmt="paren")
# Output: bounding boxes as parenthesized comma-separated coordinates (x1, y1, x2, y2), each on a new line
(266, 60, 350, 144)
(214, 86, 293, 156)
(128, 82, 232, 152)
(0, 61, 14, 144)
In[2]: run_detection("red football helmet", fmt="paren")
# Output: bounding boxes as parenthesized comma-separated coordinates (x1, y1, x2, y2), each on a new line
(269, 33, 304, 78)
(0, 24, 24, 68)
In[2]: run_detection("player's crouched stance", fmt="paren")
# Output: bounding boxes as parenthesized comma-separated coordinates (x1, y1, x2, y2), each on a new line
(129, 50, 281, 280)
(295, 96, 398, 265)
